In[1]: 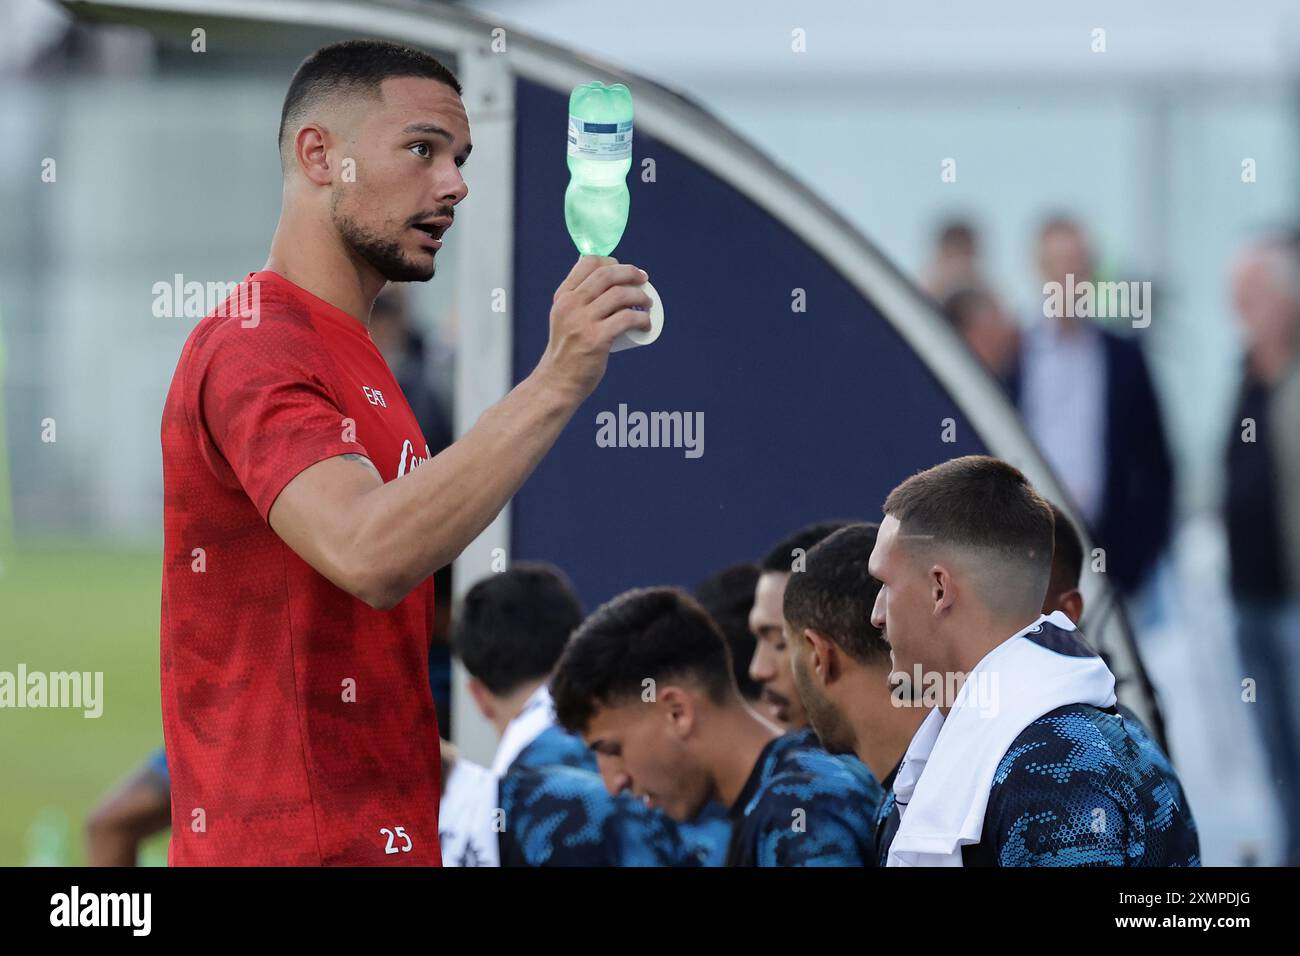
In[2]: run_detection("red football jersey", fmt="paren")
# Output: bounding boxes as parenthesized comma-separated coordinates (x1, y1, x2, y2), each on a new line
(160, 270, 442, 866)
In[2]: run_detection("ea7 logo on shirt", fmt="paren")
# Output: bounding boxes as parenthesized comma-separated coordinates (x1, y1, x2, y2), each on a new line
(362, 386, 387, 407)
(50, 886, 151, 936)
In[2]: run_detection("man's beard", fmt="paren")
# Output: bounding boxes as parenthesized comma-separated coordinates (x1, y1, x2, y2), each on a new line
(335, 206, 435, 283)
(806, 694, 855, 755)
(792, 656, 855, 755)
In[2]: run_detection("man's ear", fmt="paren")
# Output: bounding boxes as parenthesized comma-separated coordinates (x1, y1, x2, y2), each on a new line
(930, 563, 956, 616)
(804, 628, 841, 685)
(1059, 589, 1085, 626)
(658, 685, 695, 738)
(466, 676, 494, 723)
(294, 123, 335, 187)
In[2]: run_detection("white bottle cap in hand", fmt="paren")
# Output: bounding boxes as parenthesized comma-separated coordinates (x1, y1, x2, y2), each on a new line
(611, 279, 663, 352)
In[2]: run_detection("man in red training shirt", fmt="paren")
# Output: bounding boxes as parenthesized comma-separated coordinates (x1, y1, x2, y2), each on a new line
(159, 39, 651, 865)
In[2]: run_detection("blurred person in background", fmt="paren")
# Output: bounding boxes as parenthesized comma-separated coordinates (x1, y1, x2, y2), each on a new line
(369, 285, 453, 456)
(369, 286, 458, 733)
(941, 286, 1020, 382)
(693, 562, 762, 703)
(922, 219, 984, 302)
(1008, 216, 1173, 597)
(1224, 232, 1300, 865)
(84, 748, 169, 866)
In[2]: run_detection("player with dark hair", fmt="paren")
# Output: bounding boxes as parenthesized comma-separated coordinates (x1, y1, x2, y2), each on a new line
(870, 455, 1198, 866)
(694, 562, 762, 702)
(455, 563, 586, 719)
(160, 39, 652, 865)
(551, 587, 877, 866)
(1044, 502, 1085, 625)
(783, 524, 927, 794)
(750, 521, 848, 729)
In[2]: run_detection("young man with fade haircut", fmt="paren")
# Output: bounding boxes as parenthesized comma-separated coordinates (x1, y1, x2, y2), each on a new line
(160, 39, 654, 865)
(749, 521, 847, 730)
(870, 455, 1199, 866)
(551, 587, 878, 866)
(782, 524, 928, 818)
(453, 564, 729, 866)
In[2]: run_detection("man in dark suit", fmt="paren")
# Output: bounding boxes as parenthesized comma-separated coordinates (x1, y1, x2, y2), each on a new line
(1224, 234, 1300, 864)
(1006, 217, 1173, 596)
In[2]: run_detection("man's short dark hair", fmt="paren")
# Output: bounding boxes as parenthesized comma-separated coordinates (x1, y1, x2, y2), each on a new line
(883, 456, 1054, 610)
(551, 587, 736, 734)
(937, 219, 977, 253)
(1049, 503, 1084, 591)
(942, 286, 996, 331)
(783, 524, 890, 667)
(451, 563, 582, 697)
(694, 562, 762, 700)
(279, 39, 462, 164)
(1038, 213, 1085, 243)
(759, 521, 852, 574)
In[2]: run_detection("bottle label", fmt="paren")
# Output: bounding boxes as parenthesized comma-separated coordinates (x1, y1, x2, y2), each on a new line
(567, 116, 633, 160)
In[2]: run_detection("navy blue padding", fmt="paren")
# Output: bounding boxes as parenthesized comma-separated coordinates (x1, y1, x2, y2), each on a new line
(510, 76, 985, 610)
(1025, 620, 1100, 658)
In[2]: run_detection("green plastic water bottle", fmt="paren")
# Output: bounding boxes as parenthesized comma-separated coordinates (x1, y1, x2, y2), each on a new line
(565, 81, 633, 255)
(565, 81, 663, 351)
